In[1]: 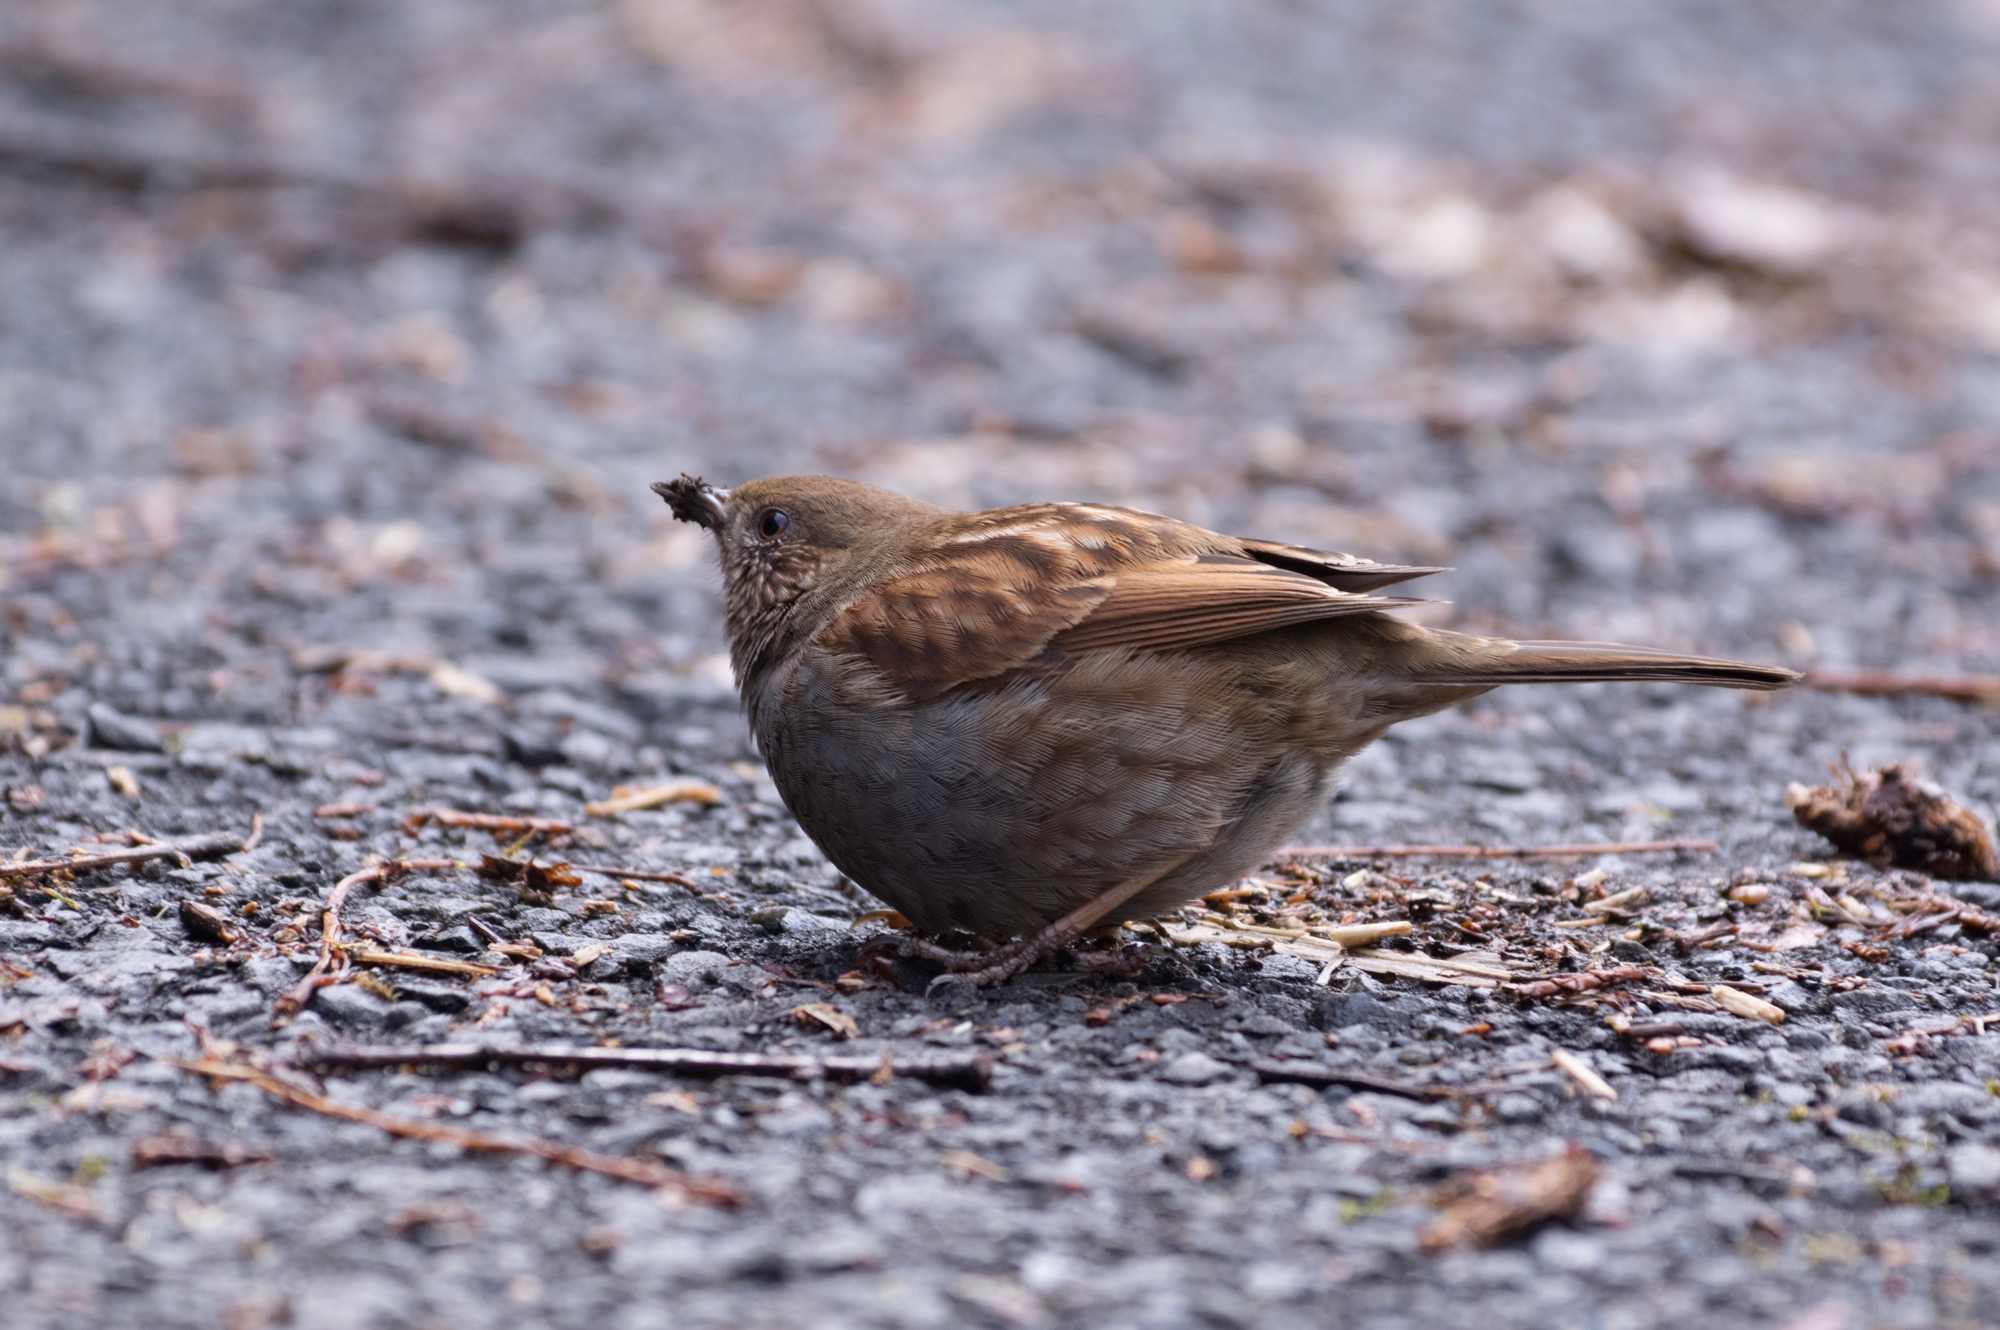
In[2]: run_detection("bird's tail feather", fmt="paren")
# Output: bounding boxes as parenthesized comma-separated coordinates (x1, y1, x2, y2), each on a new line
(1416, 637, 1799, 691)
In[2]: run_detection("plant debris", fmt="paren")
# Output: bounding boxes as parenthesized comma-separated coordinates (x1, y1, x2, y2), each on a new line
(0, 829, 249, 880)
(584, 779, 724, 818)
(1418, 1144, 1603, 1251)
(474, 853, 583, 902)
(178, 1054, 741, 1204)
(297, 1041, 993, 1091)
(131, 1135, 274, 1170)
(1788, 761, 1998, 881)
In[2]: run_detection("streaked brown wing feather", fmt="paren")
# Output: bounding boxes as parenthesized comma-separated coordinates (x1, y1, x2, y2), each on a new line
(819, 513, 1424, 692)
(1235, 537, 1448, 593)
(819, 552, 1114, 688)
(1053, 556, 1423, 654)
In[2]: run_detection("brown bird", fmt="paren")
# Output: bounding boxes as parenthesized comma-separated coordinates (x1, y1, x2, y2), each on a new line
(656, 473, 1798, 987)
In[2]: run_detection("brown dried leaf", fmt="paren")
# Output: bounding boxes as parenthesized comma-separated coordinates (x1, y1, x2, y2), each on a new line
(475, 854, 582, 903)
(790, 1003, 860, 1039)
(1418, 1143, 1602, 1251)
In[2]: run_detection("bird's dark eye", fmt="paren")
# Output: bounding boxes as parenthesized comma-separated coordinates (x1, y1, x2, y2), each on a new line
(756, 508, 792, 540)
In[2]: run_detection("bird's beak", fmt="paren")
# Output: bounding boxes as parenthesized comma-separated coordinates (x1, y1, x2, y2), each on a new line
(652, 474, 731, 530)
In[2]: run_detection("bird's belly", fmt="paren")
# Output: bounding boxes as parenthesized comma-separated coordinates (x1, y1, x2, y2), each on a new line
(756, 649, 1327, 937)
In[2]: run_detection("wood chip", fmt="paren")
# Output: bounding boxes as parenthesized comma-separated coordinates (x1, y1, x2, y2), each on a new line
(428, 661, 504, 705)
(1273, 936, 1344, 963)
(585, 779, 725, 818)
(178, 899, 240, 946)
(1583, 886, 1648, 916)
(1550, 1049, 1618, 1101)
(1711, 984, 1786, 1024)
(1318, 920, 1414, 947)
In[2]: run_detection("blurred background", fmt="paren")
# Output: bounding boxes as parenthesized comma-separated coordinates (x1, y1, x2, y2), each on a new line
(1, 0, 1997, 746)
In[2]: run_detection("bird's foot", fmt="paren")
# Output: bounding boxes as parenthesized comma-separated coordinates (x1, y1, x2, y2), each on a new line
(922, 931, 1074, 993)
(863, 862, 1190, 993)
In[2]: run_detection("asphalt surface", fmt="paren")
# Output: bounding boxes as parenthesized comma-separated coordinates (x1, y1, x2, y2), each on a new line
(2, 3, 1999, 1328)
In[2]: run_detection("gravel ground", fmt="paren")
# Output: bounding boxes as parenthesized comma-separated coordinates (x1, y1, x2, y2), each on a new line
(3, 3, 2000, 1327)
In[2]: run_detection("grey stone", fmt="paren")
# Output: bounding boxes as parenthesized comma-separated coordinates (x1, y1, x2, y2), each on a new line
(1948, 1144, 2000, 1201)
(660, 950, 734, 991)
(1158, 1052, 1232, 1085)
(87, 703, 163, 752)
(312, 984, 395, 1027)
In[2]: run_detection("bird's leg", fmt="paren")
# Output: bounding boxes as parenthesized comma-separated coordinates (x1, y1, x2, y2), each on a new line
(859, 932, 992, 969)
(924, 863, 1184, 992)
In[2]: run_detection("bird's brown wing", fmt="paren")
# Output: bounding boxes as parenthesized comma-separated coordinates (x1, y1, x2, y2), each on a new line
(1051, 554, 1424, 654)
(1234, 537, 1448, 594)
(817, 554, 1114, 690)
(820, 516, 1423, 692)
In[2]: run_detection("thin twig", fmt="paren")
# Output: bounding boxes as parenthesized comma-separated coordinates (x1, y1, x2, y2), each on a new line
(565, 864, 703, 889)
(274, 867, 375, 1019)
(0, 830, 246, 880)
(407, 810, 574, 836)
(177, 1056, 739, 1203)
(1804, 669, 2000, 706)
(131, 1135, 273, 1169)
(273, 858, 462, 1020)
(1276, 839, 1716, 861)
(1251, 1061, 1458, 1101)
(299, 1041, 995, 1092)
(345, 950, 500, 979)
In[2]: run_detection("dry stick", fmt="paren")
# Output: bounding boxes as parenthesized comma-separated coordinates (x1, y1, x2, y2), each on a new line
(1804, 669, 2000, 705)
(300, 1042, 995, 1093)
(565, 864, 703, 889)
(1250, 1061, 1458, 1101)
(345, 950, 499, 979)
(0, 830, 246, 880)
(413, 810, 574, 836)
(1276, 839, 1716, 861)
(131, 1136, 272, 1170)
(177, 1056, 739, 1204)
